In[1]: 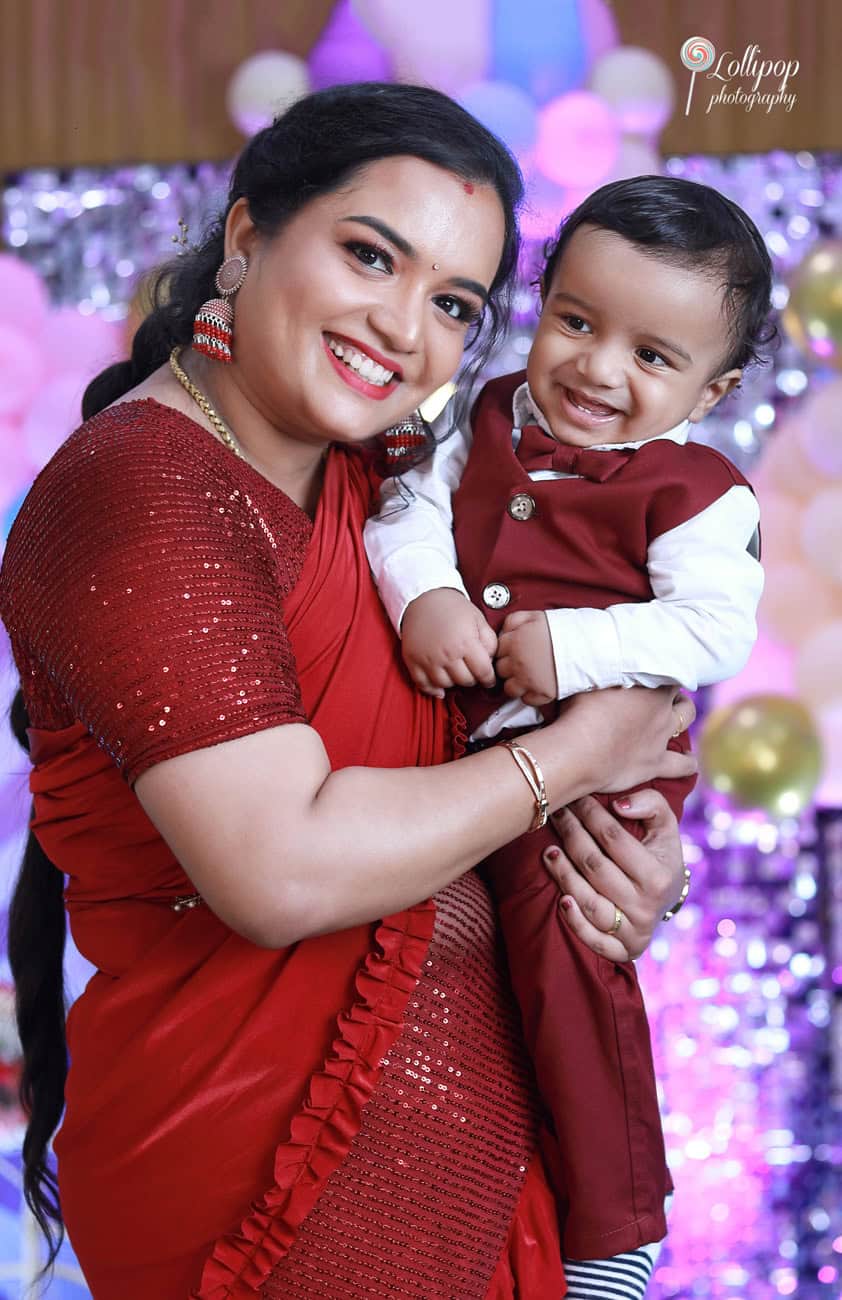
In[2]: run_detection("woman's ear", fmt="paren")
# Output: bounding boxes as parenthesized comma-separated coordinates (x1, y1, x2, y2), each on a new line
(687, 368, 742, 423)
(224, 198, 259, 261)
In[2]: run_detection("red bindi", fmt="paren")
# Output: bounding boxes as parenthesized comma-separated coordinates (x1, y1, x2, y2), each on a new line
(463, 182, 474, 195)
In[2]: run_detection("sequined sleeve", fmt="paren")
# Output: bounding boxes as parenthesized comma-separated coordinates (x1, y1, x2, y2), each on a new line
(0, 400, 313, 784)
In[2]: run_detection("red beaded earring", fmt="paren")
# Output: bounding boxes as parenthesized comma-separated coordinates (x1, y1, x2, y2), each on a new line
(192, 254, 248, 363)
(381, 411, 430, 468)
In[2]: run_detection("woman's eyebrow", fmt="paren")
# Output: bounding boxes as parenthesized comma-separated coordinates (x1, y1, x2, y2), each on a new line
(341, 215, 489, 303)
(341, 215, 414, 257)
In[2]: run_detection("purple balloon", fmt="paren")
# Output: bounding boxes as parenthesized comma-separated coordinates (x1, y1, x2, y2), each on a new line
(308, 0, 392, 89)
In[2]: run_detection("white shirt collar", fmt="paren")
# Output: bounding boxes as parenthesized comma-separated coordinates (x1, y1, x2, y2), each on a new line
(512, 380, 690, 450)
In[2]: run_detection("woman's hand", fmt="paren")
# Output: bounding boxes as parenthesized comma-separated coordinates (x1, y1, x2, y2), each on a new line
(542, 685, 696, 803)
(542, 789, 686, 961)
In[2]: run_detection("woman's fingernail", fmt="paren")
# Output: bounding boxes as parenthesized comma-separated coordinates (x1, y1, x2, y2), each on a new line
(545, 846, 562, 862)
(614, 797, 632, 810)
(560, 897, 573, 912)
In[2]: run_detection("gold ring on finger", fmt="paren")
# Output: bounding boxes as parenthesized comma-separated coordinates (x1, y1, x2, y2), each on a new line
(609, 905, 624, 935)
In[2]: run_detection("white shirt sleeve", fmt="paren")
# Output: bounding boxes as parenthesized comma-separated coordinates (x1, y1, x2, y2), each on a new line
(363, 417, 473, 633)
(545, 485, 763, 699)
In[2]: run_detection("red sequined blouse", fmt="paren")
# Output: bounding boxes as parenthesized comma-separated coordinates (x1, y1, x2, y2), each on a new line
(0, 400, 565, 1299)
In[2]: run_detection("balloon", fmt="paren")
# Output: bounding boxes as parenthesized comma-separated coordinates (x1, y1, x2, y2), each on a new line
(308, 0, 391, 89)
(0, 253, 49, 339)
(610, 134, 661, 181)
(796, 378, 842, 477)
(353, 0, 490, 94)
(816, 703, 842, 805)
(782, 239, 842, 371)
(758, 561, 842, 647)
(491, 0, 586, 103)
(21, 374, 87, 468)
(0, 418, 36, 501)
(535, 92, 620, 189)
(800, 486, 842, 585)
(795, 620, 842, 713)
(0, 324, 45, 420)
(579, 0, 619, 67)
(754, 486, 802, 566)
(226, 51, 310, 137)
(459, 81, 538, 155)
(757, 427, 827, 502)
(40, 309, 123, 382)
(699, 694, 823, 817)
(589, 46, 676, 136)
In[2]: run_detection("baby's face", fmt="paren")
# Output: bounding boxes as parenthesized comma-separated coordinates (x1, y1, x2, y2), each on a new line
(526, 226, 742, 448)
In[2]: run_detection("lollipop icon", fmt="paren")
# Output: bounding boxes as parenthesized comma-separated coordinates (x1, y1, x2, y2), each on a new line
(680, 37, 716, 115)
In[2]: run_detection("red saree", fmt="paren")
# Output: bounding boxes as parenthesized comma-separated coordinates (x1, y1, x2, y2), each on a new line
(1, 404, 564, 1298)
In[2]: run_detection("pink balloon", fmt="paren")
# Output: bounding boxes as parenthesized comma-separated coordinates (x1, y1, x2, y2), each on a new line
(0, 324, 45, 420)
(535, 92, 620, 188)
(41, 309, 123, 382)
(21, 373, 87, 468)
(0, 418, 37, 499)
(798, 378, 842, 477)
(0, 253, 49, 339)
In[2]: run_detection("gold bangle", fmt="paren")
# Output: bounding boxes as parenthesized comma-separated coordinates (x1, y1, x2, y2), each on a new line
(662, 867, 691, 921)
(503, 740, 549, 832)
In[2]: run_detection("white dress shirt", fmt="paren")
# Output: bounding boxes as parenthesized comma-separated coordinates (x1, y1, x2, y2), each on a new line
(364, 382, 763, 739)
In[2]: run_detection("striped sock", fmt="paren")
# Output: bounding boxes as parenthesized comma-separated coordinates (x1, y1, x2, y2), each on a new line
(562, 1244, 658, 1299)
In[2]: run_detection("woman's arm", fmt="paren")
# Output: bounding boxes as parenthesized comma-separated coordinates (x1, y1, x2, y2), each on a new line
(135, 686, 695, 948)
(542, 788, 686, 961)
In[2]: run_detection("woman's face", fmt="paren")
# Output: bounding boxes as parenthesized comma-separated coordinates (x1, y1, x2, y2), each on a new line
(227, 156, 506, 450)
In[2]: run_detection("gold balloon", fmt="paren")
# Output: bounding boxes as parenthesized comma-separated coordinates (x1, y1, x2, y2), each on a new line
(782, 239, 842, 371)
(699, 694, 823, 817)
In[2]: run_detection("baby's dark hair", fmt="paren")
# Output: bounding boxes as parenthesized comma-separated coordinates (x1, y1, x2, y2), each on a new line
(541, 175, 775, 373)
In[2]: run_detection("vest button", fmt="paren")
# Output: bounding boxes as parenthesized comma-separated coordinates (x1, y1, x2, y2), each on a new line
(508, 492, 536, 521)
(482, 582, 511, 610)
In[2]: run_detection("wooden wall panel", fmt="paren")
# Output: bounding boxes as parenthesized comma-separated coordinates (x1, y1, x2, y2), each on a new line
(0, 0, 838, 172)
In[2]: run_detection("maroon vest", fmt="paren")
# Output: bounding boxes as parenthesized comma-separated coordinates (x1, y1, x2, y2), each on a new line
(452, 370, 753, 736)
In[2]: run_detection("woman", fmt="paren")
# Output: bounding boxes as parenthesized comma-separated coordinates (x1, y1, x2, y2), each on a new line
(1, 83, 694, 1298)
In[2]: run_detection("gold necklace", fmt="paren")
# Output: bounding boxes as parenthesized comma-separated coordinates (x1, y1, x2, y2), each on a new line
(169, 345, 244, 460)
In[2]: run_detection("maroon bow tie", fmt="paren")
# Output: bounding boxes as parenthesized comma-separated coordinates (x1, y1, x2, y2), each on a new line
(516, 423, 635, 482)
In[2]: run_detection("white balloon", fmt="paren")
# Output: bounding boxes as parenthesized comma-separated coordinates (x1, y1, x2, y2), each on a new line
(589, 46, 675, 136)
(796, 619, 842, 712)
(610, 134, 661, 181)
(800, 487, 842, 585)
(227, 51, 310, 138)
(797, 378, 842, 478)
(352, 0, 490, 94)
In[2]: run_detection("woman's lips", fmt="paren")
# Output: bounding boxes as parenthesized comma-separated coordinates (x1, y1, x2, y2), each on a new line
(323, 336, 400, 401)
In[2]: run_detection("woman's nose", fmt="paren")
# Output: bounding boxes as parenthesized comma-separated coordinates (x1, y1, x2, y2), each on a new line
(368, 290, 424, 356)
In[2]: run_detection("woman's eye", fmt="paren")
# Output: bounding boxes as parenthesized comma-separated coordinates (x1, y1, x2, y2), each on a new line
(435, 295, 482, 325)
(638, 347, 668, 367)
(346, 241, 393, 273)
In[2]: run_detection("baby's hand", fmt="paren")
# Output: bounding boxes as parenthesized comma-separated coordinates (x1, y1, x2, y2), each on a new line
(401, 589, 497, 699)
(496, 610, 557, 706)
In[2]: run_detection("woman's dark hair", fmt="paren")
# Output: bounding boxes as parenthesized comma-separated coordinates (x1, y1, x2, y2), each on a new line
(11, 81, 522, 1266)
(539, 174, 775, 374)
(83, 81, 524, 451)
(7, 690, 67, 1270)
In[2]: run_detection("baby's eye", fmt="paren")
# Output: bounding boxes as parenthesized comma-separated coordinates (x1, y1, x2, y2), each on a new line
(435, 294, 483, 326)
(346, 241, 393, 274)
(637, 347, 669, 368)
(562, 315, 590, 333)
